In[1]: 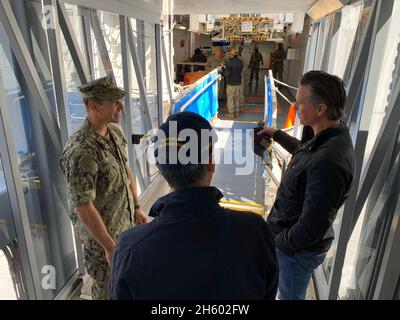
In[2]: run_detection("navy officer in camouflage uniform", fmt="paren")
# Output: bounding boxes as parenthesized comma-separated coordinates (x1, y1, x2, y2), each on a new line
(59, 75, 148, 299)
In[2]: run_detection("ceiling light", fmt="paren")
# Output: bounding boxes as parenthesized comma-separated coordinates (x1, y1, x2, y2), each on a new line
(174, 23, 187, 30)
(306, 0, 349, 20)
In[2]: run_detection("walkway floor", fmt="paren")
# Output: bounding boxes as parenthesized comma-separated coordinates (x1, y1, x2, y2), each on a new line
(213, 77, 294, 216)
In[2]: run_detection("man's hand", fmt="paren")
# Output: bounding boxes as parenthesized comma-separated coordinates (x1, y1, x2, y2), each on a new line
(104, 242, 116, 266)
(134, 208, 148, 225)
(257, 126, 277, 138)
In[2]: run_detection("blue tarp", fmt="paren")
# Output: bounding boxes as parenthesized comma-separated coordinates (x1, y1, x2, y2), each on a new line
(172, 70, 219, 122)
(260, 76, 273, 176)
(265, 76, 273, 127)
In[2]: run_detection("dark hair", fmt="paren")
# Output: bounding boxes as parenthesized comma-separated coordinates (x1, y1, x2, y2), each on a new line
(194, 48, 202, 55)
(83, 97, 103, 109)
(159, 164, 208, 190)
(300, 70, 346, 120)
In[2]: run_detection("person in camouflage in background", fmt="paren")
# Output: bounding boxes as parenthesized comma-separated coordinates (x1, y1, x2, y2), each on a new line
(248, 46, 263, 87)
(271, 43, 287, 83)
(59, 75, 148, 299)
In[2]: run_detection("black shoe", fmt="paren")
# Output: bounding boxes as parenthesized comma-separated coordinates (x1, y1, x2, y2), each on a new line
(248, 82, 252, 86)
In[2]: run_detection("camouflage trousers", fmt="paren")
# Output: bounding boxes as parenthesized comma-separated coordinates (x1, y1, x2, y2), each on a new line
(226, 85, 242, 114)
(83, 246, 110, 300)
(239, 81, 245, 108)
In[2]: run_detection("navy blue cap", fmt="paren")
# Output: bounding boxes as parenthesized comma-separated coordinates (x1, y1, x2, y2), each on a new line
(154, 112, 214, 169)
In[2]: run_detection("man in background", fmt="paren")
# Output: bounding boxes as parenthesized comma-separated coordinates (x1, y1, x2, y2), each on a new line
(248, 46, 263, 87)
(191, 48, 207, 71)
(271, 43, 286, 82)
(222, 47, 243, 118)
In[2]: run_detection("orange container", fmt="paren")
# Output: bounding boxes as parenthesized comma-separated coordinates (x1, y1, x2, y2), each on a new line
(284, 102, 296, 128)
(183, 71, 208, 85)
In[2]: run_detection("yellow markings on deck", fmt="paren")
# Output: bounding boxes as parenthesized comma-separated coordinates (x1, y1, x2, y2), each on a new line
(220, 199, 264, 208)
(219, 198, 265, 216)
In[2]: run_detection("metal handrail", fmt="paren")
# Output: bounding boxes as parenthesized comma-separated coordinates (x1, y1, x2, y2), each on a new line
(262, 160, 280, 188)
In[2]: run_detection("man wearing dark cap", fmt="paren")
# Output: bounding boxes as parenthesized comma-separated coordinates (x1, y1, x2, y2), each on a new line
(59, 75, 148, 299)
(109, 111, 278, 300)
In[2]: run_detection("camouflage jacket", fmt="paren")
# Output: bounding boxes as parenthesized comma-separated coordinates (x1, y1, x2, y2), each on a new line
(271, 49, 287, 67)
(249, 52, 263, 67)
(60, 119, 134, 249)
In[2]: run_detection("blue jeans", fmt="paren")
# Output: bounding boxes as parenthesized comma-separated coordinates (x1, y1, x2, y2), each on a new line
(276, 249, 326, 300)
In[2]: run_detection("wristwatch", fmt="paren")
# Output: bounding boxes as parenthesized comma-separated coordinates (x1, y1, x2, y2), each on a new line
(134, 204, 141, 210)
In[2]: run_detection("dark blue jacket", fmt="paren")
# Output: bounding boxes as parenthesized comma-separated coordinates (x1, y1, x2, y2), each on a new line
(222, 56, 243, 86)
(267, 123, 355, 257)
(109, 186, 278, 300)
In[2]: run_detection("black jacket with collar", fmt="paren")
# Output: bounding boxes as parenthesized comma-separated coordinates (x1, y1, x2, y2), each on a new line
(222, 56, 243, 86)
(267, 123, 355, 256)
(109, 186, 278, 300)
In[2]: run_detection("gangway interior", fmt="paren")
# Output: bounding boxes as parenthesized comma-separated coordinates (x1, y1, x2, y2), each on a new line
(0, 0, 399, 301)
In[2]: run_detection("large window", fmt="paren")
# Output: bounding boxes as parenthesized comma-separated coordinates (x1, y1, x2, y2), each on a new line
(395, 276, 400, 300)
(0, 0, 167, 299)
(338, 0, 400, 298)
(305, 0, 400, 300)
(0, 1, 78, 299)
(144, 22, 159, 129)
(327, 3, 363, 78)
(61, 2, 86, 133)
(0, 156, 26, 299)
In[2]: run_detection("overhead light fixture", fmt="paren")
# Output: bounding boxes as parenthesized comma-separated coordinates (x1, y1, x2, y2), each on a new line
(174, 22, 187, 30)
(306, 0, 350, 20)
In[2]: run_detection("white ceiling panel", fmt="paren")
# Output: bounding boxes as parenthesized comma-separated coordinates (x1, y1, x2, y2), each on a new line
(118, 0, 315, 15)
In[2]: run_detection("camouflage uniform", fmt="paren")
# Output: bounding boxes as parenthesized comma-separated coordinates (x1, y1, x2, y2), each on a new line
(249, 51, 263, 85)
(238, 55, 246, 109)
(226, 85, 241, 114)
(224, 48, 243, 115)
(59, 76, 134, 300)
(271, 47, 287, 82)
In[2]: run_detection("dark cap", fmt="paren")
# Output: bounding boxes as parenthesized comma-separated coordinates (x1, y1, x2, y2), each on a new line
(154, 112, 215, 169)
(252, 127, 271, 158)
(77, 75, 127, 100)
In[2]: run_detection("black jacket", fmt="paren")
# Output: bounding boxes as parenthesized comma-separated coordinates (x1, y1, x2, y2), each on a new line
(109, 186, 278, 300)
(191, 53, 207, 63)
(222, 56, 243, 86)
(267, 123, 355, 256)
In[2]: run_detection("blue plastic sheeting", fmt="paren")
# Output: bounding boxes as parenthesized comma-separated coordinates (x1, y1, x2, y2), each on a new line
(172, 70, 219, 121)
(260, 75, 273, 176)
(264, 76, 273, 127)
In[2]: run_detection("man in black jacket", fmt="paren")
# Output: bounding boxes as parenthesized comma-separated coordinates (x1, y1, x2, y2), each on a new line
(258, 70, 355, 300)
(191, 48, 207, 71)
(109, 112, 278, 299)
(222, 47, 244, 118)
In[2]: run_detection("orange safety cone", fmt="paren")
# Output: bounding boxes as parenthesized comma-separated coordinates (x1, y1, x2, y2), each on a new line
(284, 102, 296, 128)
